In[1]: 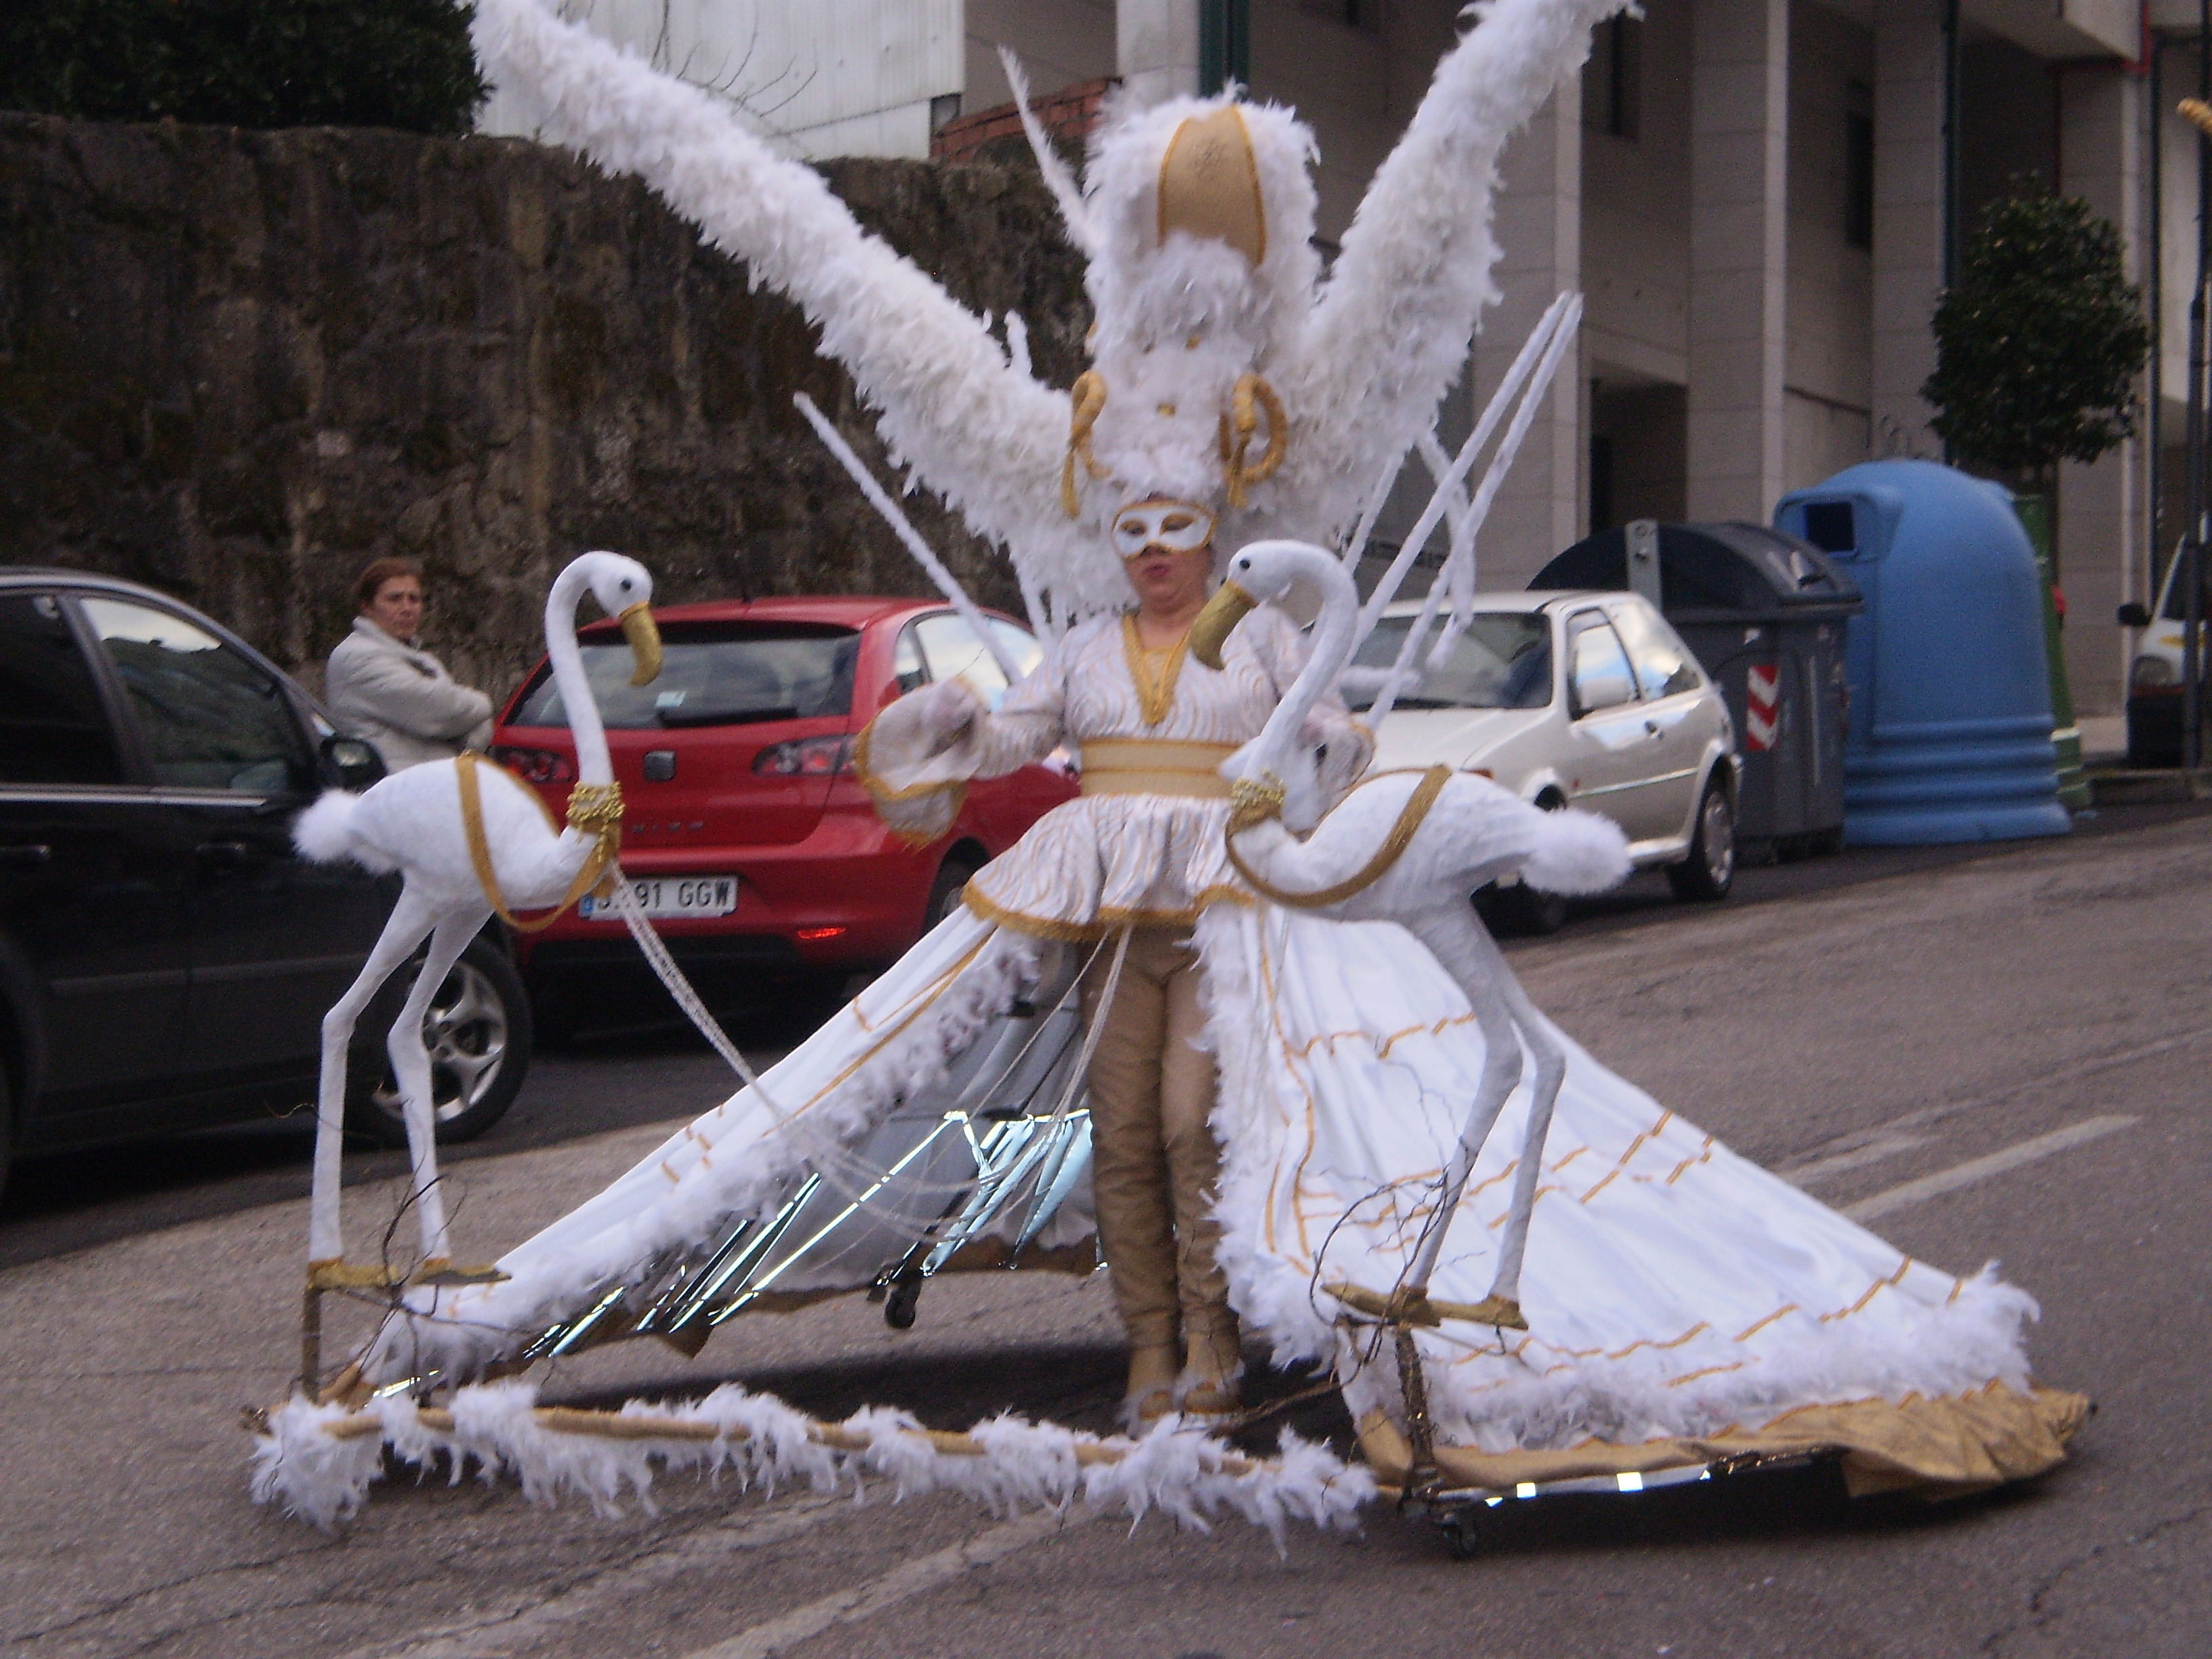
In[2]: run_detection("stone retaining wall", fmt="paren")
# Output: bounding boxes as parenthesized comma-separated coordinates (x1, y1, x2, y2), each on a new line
(0, 112, 1088, 699)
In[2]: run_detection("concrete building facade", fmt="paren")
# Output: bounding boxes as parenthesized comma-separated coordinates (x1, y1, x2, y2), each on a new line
(497, 0, 2182, 716)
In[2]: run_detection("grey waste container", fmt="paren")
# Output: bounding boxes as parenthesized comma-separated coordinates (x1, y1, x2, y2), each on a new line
(1532, 520, 1864, 857)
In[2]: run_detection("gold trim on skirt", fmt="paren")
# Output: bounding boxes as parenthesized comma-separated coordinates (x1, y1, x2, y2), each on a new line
(1078, 737, 1237, 800)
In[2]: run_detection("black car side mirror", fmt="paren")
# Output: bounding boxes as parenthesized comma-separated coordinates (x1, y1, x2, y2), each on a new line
(2117, 601, 2152, 629)
(320, 735, 386, 792)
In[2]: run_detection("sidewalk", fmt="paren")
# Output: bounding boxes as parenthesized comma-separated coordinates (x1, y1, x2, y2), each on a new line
(2078, 712, 2125, 764)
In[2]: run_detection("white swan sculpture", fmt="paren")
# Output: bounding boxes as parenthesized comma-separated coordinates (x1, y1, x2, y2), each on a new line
(1190, 539, 1630, 1329)
(293, 552, 660, 1298)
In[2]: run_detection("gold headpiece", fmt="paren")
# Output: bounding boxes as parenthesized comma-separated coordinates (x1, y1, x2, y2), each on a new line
(1158, 106, 1267, 264)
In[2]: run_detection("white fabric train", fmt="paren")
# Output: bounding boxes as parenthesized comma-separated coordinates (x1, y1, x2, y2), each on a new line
(350, 898, 2075, 1496)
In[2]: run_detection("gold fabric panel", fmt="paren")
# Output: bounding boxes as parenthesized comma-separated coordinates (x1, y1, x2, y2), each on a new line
(1079, 735, 1237, 800)
(1157, 106, 1267, 264)
(1355, 1381, 2089, 1500)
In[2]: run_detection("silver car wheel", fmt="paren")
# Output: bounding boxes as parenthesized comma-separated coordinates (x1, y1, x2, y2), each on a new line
(1700, 786, 1734, 886)
(368, 960, 512, 1125)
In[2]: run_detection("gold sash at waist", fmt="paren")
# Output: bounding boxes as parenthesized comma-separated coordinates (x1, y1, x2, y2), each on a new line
(1078, 738, 1237, 800)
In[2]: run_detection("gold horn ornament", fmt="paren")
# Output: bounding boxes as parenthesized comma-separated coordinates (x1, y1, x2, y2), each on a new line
(618, 601, 663, 686)
(1189, 580, 1258, 671)
(1061, 369, 1109, 518)
(1225, 373, 1288, 507)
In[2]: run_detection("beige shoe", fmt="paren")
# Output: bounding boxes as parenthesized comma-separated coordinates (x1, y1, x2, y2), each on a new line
(1176, 1314, 1245, 1422)
(1121, 1343, 1181, 1434)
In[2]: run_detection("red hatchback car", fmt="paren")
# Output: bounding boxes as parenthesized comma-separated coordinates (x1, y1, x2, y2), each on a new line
(491, 597, 1074, 1028)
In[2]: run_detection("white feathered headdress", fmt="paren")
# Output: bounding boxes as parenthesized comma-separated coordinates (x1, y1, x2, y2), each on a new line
(470, 0, 1626, 625)
(1061, 95, 1318, 535)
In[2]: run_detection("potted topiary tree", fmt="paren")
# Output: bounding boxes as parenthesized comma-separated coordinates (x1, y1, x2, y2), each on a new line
(1923, 188, 2152, 807)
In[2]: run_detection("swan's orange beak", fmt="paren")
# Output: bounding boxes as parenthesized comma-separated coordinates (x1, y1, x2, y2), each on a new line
(1189, 581, 1257, 672)
(619, 602, 663, 687)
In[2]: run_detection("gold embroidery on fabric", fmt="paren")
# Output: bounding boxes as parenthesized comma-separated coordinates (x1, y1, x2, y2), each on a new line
(1120, 614, 1192, 727)
(1666, 1362, 1746, 1389)
(959, 880, 1254, 942)
(1818, 1257, 1913, 1322)
(1734, 1304, 1799, 1343)
(851, 714, 968, 847)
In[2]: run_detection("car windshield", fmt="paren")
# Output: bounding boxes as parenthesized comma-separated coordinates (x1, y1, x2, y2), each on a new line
(512, 623, 859, 729)
(1344, 612, 1553, 711)
(2161, 560, 2212, 622)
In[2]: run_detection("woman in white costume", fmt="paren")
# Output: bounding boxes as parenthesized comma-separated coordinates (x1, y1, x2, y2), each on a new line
(330, 0, 2081, 1502)
(858, 497, 1370, 1425)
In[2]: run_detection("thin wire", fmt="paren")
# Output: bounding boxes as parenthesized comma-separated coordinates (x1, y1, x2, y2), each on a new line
(611, 875, 1110, 1230)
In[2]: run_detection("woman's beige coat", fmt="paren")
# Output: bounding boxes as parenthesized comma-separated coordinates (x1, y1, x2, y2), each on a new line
(326, 617, 493, 773)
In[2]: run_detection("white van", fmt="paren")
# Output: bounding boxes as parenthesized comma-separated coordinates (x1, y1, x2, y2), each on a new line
(2118, 550, 2209, 766)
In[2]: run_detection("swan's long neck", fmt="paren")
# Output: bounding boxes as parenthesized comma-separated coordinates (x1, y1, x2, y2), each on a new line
(546, 565, 613, 785)
(1242, 547, 1359, 783)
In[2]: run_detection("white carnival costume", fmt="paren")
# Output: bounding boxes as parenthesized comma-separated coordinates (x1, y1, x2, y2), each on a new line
(252, 0, 2081, 1532)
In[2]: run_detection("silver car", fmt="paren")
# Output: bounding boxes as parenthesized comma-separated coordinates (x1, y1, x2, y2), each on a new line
(1357, 591, 1740, 931)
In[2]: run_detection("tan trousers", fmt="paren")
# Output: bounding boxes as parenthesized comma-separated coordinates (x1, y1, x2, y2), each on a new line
(1080, 925, 1233, 1357)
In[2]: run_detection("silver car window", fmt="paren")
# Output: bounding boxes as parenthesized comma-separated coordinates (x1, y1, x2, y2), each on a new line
(1567, 611, 1639, 716)
(913, 613, 1041, 707)
(1608, 600, 1703, 699)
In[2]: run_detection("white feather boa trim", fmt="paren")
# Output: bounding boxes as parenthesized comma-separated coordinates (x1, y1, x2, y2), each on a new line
(251, 1382, 1376, 1547)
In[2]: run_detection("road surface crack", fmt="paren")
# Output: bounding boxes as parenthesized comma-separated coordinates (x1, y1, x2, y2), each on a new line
(1978, 1502, 2209, 1656)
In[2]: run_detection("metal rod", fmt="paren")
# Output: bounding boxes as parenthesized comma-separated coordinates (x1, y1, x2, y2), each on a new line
(300, 1283, 323, 1397)
(793, 392, 1031, 676)
(2150, 35, 2165, 638)
(2188, 3, 2210, 767)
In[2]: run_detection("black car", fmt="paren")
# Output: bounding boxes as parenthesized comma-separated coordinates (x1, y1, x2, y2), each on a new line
(0, 568, 531, 1197)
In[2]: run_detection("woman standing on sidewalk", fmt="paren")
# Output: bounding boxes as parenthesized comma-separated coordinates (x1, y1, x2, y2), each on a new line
(327, 557, 493, 773)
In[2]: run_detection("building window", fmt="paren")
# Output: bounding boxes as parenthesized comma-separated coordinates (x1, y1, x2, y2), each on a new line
(1589, 430, 1616, 533)
(1200, 0, 1252, 96)
(1296, 0, 1380, 27)
(1582, 15, 1641, 142)
(1844, 85, 1874, 251)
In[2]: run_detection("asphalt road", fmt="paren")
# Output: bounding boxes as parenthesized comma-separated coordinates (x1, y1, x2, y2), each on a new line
(3, 805, 2209, 1658)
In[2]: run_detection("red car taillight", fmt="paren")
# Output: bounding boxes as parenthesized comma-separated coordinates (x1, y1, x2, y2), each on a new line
(754, 735, 855, 777)
(490, 745, 577, 785)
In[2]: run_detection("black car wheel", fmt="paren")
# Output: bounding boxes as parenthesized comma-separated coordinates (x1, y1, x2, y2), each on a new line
(924, 853, 982, 933)
(1666, 775, 1736, 901)
(347, 935, 533, 1145)
(1488, 880, 1569, 937)
(0, 1057, 13, 1207)
(1485, 792, 1572, 935)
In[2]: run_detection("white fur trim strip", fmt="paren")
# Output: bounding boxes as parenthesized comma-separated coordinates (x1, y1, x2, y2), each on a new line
(249, 1382, 1376, 1547)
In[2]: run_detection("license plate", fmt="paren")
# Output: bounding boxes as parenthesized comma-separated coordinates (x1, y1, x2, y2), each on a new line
(580, 875, 738, 920)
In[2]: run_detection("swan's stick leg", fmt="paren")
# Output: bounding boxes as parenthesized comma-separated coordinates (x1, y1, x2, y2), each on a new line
(1401, 906, 1523, 1295)
(310, 885, 443, 1266)
(384, 905, 489, 1265)
(1477, 947, 1568, 1308)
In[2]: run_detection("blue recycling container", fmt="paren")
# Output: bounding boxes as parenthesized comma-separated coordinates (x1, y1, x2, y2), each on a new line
(1774, 460, 2068, 845)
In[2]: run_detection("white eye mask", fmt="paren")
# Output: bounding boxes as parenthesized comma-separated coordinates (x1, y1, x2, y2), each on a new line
(1112, 500, 1216, 558)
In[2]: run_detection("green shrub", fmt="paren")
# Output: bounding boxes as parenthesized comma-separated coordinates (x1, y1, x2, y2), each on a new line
(1925, 190, 2151, 490)
(0, 0, 488, 135)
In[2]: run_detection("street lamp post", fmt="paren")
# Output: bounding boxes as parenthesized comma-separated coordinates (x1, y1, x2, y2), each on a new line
(2184, 9, 2212, 767)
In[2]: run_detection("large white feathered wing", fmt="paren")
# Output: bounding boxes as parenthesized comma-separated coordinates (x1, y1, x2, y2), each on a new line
(1280, 0, 1628, 539)
(470, 0, 1076, 592)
